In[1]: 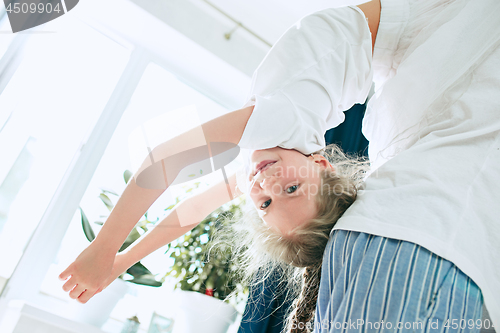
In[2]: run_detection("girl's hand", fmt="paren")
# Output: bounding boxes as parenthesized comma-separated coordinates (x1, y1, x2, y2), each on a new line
(58, 241, 116, 304)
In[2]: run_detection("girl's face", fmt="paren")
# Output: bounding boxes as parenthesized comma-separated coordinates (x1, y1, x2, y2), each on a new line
(246, 147, 334, 235)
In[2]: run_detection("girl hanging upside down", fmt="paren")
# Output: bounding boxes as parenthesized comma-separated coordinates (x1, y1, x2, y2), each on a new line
(60, 0, 500, 331)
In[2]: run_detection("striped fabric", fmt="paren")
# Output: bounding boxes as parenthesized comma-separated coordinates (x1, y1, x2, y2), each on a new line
(312, 230, 483, 332)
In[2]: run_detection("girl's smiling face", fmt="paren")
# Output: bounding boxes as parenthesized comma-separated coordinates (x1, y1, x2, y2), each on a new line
(246, 147, 334, 235)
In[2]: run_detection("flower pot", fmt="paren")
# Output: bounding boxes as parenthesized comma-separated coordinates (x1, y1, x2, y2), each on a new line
(176, 290, 237, 333)
(67, 278, 130, 327)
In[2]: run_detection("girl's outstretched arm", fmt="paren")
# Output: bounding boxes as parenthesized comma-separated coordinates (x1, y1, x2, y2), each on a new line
(100, 171, 243, 300)
(59, 105, 253, 303)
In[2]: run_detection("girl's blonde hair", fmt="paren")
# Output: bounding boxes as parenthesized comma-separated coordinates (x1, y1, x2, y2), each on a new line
(214, 144, 369, 332)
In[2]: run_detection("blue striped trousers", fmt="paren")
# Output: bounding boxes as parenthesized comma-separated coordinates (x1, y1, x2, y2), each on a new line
(313, 230, 484, 333)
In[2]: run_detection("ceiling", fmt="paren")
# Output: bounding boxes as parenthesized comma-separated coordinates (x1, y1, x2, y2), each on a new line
(124, 0, 370, 76)
(207, 0, 367, 44)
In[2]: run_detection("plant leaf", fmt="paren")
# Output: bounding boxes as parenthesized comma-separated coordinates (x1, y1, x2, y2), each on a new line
(123, 170, 133, 184)
(80, 207, 95, 242)
(126, 261, 152, 277)
(99, 188, 118, 196)
(119, 227, 142, 252)
(99, 193, 114, 211)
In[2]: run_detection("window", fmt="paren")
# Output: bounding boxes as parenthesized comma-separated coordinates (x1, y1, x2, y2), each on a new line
(42, 62, 245, 329)
(0, 8, 14, 58)
(0, 14, 130, 283)
(0, 0, 251, 329)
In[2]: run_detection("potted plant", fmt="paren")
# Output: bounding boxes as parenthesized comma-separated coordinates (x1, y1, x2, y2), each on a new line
(163, 198, 248, 333)
(78, 173, 248, 330)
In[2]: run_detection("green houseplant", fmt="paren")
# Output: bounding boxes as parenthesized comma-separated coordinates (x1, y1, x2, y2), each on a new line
(163, 194, 248, 333)
(80, 170, 162, 287)
(164, 199, 247, 303)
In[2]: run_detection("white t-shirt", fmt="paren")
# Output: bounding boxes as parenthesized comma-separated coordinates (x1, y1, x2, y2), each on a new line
(237, 0, 500, 327)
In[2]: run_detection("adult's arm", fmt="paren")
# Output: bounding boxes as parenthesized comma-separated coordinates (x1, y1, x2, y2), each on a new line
(357, 0, 381, 52)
